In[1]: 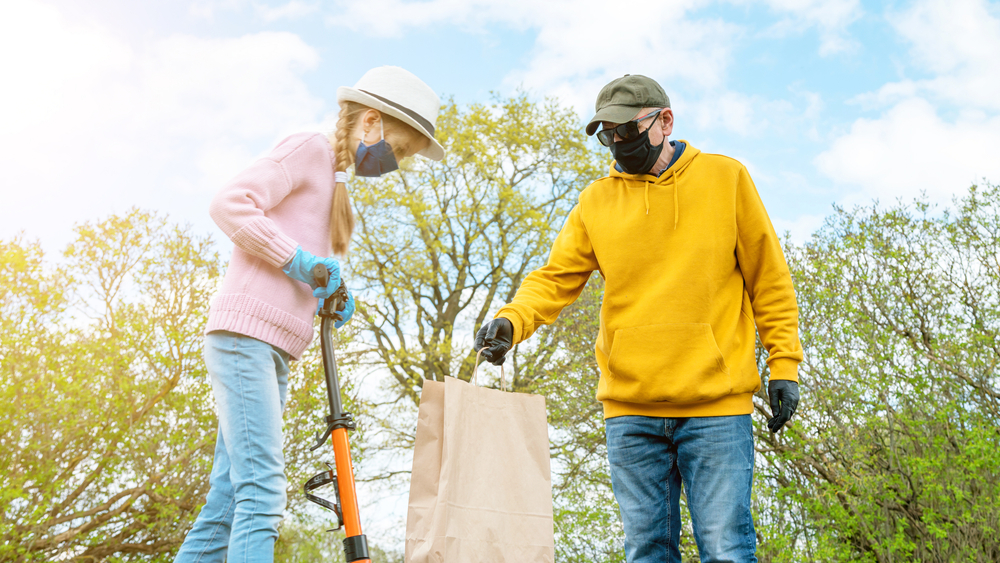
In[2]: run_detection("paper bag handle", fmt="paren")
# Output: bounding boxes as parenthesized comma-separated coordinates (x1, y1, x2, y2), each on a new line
(473, 347, 507, 392)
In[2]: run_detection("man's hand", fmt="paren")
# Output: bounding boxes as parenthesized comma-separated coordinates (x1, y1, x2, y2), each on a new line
(473, 318, 513, 366)
(767, 380, 799, 433)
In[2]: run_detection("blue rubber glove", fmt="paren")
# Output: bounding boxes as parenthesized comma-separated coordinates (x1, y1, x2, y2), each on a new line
(282, 246, 341, 300)
(334, 288, 355, 329)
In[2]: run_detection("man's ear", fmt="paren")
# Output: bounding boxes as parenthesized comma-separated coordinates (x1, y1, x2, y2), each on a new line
(661, 109, 675, 138)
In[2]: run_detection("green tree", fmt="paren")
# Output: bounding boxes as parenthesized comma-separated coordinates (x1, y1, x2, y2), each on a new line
(0, 209, 372, 561)
(347, 93, 605, 404)
(754, 185, 1000, 562)
(1, 210, 222, 561)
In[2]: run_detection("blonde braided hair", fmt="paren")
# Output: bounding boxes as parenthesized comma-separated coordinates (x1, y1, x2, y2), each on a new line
(327, 101, 430, 255)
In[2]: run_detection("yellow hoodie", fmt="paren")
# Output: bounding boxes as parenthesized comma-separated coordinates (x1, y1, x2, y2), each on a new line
(496, 141, 803, 419)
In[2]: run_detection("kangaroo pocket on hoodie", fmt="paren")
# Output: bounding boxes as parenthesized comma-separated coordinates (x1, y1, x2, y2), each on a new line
(607, 323, 733, 404)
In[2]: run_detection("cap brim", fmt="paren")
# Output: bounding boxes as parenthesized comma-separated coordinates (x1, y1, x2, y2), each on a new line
(337, 87, 445, 161)
(585, 105, 645, 136)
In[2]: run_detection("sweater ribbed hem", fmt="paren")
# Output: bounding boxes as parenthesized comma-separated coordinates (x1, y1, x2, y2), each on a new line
(206, 293, 313, 359)
(602, 392, 754, 419)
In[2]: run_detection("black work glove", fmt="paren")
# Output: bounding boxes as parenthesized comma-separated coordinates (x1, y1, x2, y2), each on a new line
(473, 318, 513, 366)
(767, 380, 799, 433)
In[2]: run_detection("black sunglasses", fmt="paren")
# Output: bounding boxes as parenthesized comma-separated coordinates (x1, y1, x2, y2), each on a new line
(595, 109, 663, 147)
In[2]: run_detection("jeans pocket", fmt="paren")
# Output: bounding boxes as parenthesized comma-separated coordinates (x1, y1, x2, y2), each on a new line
(608, 323, 732, 404)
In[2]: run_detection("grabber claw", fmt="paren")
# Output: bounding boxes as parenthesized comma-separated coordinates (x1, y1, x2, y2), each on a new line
(304, 463, 343, 531)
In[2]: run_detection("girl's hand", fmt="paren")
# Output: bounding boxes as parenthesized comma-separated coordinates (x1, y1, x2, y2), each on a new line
(282, 246, 341, 299)
(334, 288, 355, 329)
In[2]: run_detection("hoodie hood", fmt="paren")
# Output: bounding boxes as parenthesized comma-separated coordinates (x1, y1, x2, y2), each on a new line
(608, 140, 701, 228)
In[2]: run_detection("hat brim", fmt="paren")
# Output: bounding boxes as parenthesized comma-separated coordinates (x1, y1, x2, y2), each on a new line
(585, 105, 646, 136)
(337, 87, 445, 161)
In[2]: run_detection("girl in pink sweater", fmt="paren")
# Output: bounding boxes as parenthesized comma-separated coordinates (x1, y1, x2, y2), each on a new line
(174, 66, 445, 563)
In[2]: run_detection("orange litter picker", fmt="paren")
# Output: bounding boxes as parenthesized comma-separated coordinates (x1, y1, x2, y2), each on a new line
(302, 264, 371, 563)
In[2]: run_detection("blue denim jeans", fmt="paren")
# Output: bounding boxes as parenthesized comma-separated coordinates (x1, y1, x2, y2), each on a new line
(174, 331, 290, 563)
(605, 415, 757, 563)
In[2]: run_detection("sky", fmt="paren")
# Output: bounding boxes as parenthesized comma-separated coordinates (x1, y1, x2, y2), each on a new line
(2, 0, 1000, 254)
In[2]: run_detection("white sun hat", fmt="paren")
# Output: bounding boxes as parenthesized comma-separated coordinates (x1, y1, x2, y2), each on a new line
(336, 66, 445, 161)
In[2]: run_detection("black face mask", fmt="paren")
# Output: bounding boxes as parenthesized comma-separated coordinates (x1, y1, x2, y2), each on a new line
(610, 127, 663, 175)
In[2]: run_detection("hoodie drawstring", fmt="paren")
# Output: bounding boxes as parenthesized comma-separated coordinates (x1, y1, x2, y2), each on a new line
(671, 168, 679, 230)
(636, 166, 680, 227)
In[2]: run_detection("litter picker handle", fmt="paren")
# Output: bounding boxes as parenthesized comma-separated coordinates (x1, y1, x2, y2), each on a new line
(308, 263, 371, 562)
(311, 263, 347, 420)
(312, 264, 347, 316)
(313, 263, 330, 288)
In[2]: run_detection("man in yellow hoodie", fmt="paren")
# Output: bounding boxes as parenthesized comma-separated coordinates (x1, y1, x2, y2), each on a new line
(474, 74, 802, 563)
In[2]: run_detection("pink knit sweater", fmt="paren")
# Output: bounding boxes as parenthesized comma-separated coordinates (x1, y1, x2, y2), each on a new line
(206, 132, 336, 359)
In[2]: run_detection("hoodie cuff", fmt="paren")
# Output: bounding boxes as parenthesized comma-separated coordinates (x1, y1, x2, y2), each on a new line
(495, 312, 524, 345)
(768, 357, 800, 383)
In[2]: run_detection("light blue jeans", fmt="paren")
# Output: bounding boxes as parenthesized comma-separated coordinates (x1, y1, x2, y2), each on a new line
(605, 415, 757, 563)
(174, 331, 290, 563)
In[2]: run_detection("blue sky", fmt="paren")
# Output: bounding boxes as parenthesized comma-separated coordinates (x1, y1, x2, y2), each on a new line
(2, 0, 1000, 253)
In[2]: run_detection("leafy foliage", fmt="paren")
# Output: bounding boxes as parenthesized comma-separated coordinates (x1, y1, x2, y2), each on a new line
(754, 185, 1000, 562)
(1, 210, 221, 561)
(347, 93, 605, 404)
(0, 210, 372, 561)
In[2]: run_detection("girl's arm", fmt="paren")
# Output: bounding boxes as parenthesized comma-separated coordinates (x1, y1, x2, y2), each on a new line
(209, 134, 319, 267)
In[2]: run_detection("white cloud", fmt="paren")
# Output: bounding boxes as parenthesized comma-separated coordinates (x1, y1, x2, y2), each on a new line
(330, 0, 734, 99)
(773, 213, 827, 243)
(754, 0, 862, 55)
(255, 0, 319, 22)
(817, 0, 1000, 205)
(859, 0, 1000, 111)
(815, 98, 1000, 205)
(0, 1, 325, 249)
(504, 1, 738, 113)
(0, 2, 133, 134)
(681, 91, 759, 136)
(137, 32, 321, 140)
(326, 0, 858, 131)
(892, 0, 1000, 111)
(672, 85, 827, 139)
(891, 0, 1000, 75)
(189, 0, 245, 20)
(190, 0, 319, 21)
(330, 0, 745, 126)
(328, 0, 521, 37)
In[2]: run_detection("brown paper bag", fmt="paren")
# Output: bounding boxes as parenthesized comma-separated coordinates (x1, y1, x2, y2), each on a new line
(405, 360, 554, 562)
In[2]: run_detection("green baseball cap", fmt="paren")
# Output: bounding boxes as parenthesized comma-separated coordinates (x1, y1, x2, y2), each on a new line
(585, 74, 671, 136)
